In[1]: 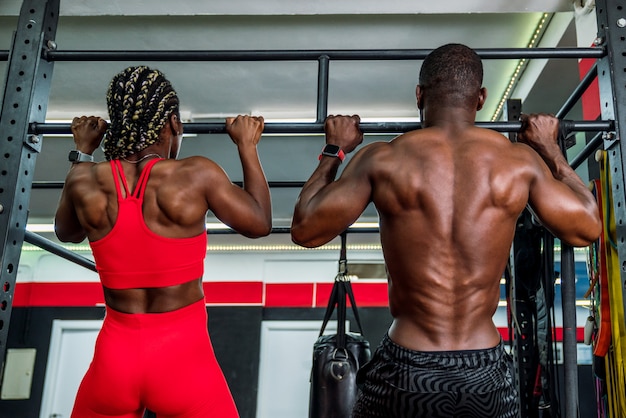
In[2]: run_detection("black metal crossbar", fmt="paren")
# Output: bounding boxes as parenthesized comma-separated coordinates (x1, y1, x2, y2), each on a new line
(31, 119, 613, 135)
(32, 47, 605, 62)
(0, 47, 607, 62)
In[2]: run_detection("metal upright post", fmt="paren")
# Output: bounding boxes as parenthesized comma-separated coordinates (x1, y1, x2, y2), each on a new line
(0, 0, 60, 373)
(560, 243, 578, 416)
(596, 0, 626, 348)
(556, 120, 581, 418)
(505, 99, 529, 418)
(316, 55, 329, 124)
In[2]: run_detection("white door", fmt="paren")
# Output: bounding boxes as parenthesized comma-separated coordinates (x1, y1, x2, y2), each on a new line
(256, 320, 345, 418)
(39, 320, 102, 418)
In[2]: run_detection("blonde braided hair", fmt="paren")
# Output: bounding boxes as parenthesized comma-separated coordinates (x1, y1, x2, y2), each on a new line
(103, 66, 179, 160)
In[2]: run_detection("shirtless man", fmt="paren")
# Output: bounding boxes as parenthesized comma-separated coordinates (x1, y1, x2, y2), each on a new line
(291, 44, 601, 417)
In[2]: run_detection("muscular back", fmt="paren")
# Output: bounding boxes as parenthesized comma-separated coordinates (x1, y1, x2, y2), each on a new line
(62, 155, 268, 244)
(368, 126, 534, 351)
(293, 114, 598, 350)
(64, 157, 214, 243)
(57, 155, 270, 313)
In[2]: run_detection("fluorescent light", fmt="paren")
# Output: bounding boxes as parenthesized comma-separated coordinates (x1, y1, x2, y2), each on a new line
(26, 224, 55, 233)
(204, 222, 232, 230)
(350, 222, 380, 229)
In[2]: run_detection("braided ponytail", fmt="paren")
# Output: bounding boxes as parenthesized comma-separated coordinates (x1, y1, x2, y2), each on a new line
(103, 66, 179, 160)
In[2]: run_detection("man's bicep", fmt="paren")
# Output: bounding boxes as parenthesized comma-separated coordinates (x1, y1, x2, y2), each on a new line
(527, 167, 591, 243)
(293, 173, 372, 247)
(333, 170, 372, 210)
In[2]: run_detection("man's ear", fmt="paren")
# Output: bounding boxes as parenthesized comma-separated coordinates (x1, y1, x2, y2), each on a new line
(416, 85, 424, 110)
(477, 87, 487, 111)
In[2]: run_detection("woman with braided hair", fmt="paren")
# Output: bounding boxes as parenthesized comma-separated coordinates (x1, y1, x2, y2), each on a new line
(55, 66, 271, 418)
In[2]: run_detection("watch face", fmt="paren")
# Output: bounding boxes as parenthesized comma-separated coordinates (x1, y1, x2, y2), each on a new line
(68, 150, 80, 161)
(323, 144, 341, 155)
(68, 150, 93, 162)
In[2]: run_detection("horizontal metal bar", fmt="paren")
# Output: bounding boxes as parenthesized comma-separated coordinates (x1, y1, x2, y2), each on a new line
(24, 230, 97, 272)
(31, 119, 614, 135)
(36, 47, 605, 62)
(31, 181, 65, 189)
(485, 120, 612, 133)
(0, 51, 7, 61)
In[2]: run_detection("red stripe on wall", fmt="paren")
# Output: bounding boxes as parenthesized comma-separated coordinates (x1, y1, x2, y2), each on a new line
(496, 327, 585, 343)
(14, 282, 105, 307)
(13, 283, 587, 342)
(203, 281, 264, 305)
(13, 282, 268, 307)
(314, 282, 388, 308)
(552, 326, 586, 342)
(352, 282, 389, 307)
(314, 283, 334, 308)
(13, 281, 390, 308)
(265, 283, 314, 307)
(579, 49, 600, 121)
(9, 282, 588, 342)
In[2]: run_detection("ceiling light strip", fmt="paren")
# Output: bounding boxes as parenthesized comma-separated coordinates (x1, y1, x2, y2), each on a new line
(491, 13, 551, 122)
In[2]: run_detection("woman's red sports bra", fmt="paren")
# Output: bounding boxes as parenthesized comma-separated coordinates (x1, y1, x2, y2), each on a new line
(89, 159, 207, 289)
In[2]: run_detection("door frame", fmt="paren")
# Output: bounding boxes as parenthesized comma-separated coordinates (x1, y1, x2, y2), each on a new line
(39, 320, 102, 418)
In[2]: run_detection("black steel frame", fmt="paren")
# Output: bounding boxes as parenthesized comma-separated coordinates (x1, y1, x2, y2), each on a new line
(0, 0, 60, 378)
(0, 3, 623, 418)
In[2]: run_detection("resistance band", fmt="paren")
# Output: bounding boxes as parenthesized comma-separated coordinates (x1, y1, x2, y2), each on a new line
(597, 151, 626, 417)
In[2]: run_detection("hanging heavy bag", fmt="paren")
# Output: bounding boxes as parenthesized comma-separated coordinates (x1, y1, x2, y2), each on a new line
(309, 232, 371, 418)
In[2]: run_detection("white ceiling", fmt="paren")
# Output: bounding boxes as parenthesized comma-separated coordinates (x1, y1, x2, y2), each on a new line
(0, 0, 594, 247)
(0, 0, 580, 15)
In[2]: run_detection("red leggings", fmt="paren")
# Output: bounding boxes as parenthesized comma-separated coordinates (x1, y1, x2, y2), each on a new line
(71, 300, 239, 418)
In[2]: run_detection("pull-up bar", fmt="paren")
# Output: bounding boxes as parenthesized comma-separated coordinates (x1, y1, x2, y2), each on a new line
(35, 47, 605, 62)
(30, 120, 613, 136)
(0, 47, 607, 62)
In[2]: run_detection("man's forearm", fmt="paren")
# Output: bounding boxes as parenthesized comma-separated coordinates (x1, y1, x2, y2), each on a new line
(545, 153, 595, 207)
(295, 158, 341, 214)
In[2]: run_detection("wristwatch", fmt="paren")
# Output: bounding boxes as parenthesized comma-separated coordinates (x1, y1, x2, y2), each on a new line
(68, 150, 94, 163)
(319, 144, 345, 162)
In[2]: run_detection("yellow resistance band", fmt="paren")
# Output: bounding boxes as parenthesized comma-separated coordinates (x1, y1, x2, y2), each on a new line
(598, 151, 626, 416)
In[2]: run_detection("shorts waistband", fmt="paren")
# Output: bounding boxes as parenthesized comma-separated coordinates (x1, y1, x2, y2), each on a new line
(380, 333, 507, 369)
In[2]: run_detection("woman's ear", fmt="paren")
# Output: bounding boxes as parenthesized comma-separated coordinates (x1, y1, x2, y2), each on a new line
(169, 113, 181, 136)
